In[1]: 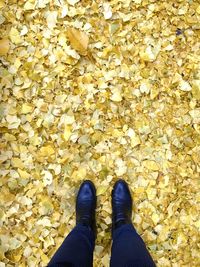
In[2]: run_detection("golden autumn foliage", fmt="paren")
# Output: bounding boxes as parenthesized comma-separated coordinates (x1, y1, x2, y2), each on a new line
(0, 0, 200, 266)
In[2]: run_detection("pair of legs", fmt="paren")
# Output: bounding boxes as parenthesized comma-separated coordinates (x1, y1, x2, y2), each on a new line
(48, 180, 156, 267)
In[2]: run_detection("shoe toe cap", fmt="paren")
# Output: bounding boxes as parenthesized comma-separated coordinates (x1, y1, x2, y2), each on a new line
(112, 180, 132, 201)
(77, 180, 96, 201)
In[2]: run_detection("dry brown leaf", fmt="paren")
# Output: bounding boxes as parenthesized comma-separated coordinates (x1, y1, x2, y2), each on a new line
(0, 38, 9, 55)
(66, 27, 89, 56)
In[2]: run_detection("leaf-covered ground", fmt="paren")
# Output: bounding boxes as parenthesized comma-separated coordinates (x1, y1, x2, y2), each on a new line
(0, 0, 200, 266)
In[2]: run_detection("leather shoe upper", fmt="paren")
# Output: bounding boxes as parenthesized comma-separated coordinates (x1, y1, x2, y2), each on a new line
(112, 179, 132, 232)
(76, 180, 97, 236)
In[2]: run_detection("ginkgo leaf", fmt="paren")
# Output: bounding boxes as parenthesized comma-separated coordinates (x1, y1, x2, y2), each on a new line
(96, 185, 108, 196)
(66, 27, 89, 56)
(0, 38, 9, 55)
(67, 0, 80, 5)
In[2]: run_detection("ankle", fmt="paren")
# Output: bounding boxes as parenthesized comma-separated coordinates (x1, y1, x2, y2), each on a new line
(114, 218, 132, 229)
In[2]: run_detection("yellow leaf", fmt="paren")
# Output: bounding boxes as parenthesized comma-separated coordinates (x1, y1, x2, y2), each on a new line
(40, 252, 49, 264)
(150, 87, 159, 99)
(0, 0, 5, 9)
(14, 58, 22, 70)
(143, 160, 160, 171)
(39, 196, 54, 215)
(18, 169, 30, 179)
(9, 28, 23, 45)
(40, 145, 55, 157)
(110, 90, 122, 102)
(71, 166, 87, 181)
(197, 5, 200, 14)
(67, 0, 80, 5)
(152, 213, 160, 224)
(63, 125, 72, 141)
(46, 11, 58, 29)
(96, 185, 108, 196)
(146, 187, 157, 200)
(4, 133, 16, 141)
(24, 1, 35, 10)
(102, 254, 110, 266)
(66, 27, 89, 56)
(11, 157, 24, 169)
(0, 38, 9, 55)
(130, 135, 141, 148)
(192, 80, 200, 100)
(21, 103, 34, 114)
(139, 45, 159, 62)
(6, 248, 22, 263)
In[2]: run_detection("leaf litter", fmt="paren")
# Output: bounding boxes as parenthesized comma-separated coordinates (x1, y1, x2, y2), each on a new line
(0, 0, 200, 266)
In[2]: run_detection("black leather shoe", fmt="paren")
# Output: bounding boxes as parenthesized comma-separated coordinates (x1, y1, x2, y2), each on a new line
(112, 179, 133, 234)
(76, 180, 97, 237)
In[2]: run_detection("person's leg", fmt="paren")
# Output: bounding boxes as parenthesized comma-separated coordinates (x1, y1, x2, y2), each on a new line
(110, 179, 156, 267)
(48, 180, 97, 267)
(110, 223, 156, 267)
(48, 223, 95, 267)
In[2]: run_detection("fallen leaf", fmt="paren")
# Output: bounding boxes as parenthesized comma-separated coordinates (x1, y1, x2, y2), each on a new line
(131, 135, 141, 148)
(24, 1, 35, 10)
(67, 0, 80, 5)
(191, 80, 200, 100)
(103, 3, 112, 20)
(179, 80, 192, 92)
(9, 28, 23, 45)
(11, 157, 24, 169)
(71, 166, 87, 181)
(40, 145, 55, 157)
(40, 252, 49, 264)
(96, 185, 108, 196)
(63, 125, 72, 141)
(46, 11, 58, 29)
(110, 88, 122, 102)
(0, 38, 9, 55)
(18, 169, 30, 179)
(143, 160, 160, 171)
(21, 103, 34, 114)
(66, 27, 89, 56)
(42, 170, 53, 186)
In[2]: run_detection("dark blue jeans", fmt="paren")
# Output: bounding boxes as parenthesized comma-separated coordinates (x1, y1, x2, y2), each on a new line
(48, 223, 156, 267)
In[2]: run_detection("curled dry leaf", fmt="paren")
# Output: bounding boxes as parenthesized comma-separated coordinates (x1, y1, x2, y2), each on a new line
(66, 27, 89, 56)
(0, 38, 9, 55)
